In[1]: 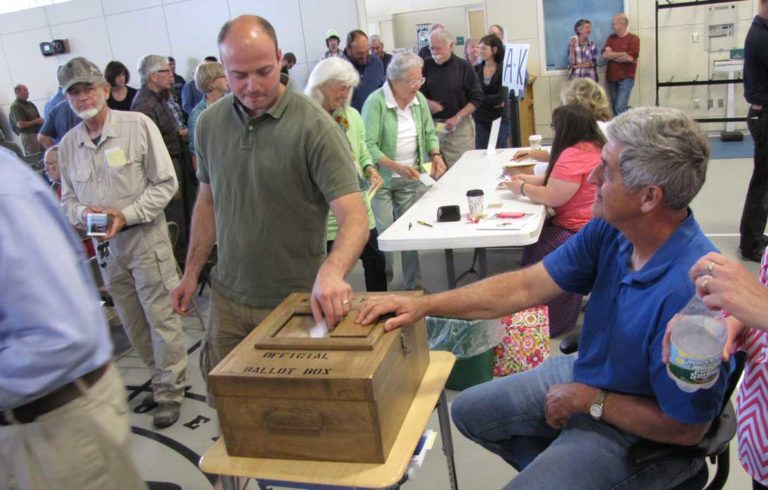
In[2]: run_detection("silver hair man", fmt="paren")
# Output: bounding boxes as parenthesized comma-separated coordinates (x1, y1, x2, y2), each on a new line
(607, 106, 709, 210)
(136, 54, 170, 86)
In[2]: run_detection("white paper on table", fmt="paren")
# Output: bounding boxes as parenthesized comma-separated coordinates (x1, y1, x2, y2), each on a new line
(475, 215, 534, 231)
(486, 117, 501, 156)
(419, 173, 436, 187)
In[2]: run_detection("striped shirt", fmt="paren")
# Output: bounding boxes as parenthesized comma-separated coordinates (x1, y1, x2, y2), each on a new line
(568, 41, 598, 82)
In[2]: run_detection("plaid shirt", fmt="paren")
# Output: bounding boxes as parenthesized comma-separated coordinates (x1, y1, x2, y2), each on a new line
(568, 40, 598, 81)
(131, 87, 185, 156)
(166, 99, 186, 130)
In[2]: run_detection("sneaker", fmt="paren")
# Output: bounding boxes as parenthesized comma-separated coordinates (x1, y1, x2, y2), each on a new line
(153, 402, 181, 428)
(740, 247, 765, 263)
(133, 393, 157, 414)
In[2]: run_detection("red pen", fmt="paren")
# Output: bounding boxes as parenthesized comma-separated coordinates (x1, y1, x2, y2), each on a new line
(495, 212, 527, 219)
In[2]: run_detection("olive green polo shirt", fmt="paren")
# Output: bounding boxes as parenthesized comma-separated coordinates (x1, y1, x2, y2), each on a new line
(196, 78, 361, 307)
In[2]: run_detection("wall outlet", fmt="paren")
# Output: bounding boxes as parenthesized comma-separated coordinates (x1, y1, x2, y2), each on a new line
(692, 32, 699, 43)
(717, 98, 724, 108)
(708, 99, 714, 109)
(693, 99, 701, 110)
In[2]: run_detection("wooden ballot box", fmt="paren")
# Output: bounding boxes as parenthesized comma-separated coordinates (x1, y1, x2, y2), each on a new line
(208, 292, 429, 464)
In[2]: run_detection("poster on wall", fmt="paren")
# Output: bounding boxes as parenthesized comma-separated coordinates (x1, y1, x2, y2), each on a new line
(416, 23, 431, 52)
(501, 43, 530, 97)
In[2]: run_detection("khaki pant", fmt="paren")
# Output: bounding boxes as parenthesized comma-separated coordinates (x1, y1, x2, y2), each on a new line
(438, 116, 475, 168)
(102, 219, 188, 404)
(202, 289, 272, 404)
(0, 365, 147, 490)
(19, 133, 43, 157)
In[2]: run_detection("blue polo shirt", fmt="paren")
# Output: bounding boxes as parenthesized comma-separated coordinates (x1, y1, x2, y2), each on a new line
(543, 213, 733, 424)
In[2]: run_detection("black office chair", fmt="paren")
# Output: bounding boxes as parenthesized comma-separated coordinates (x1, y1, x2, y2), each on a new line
(559, 332, 746, 490)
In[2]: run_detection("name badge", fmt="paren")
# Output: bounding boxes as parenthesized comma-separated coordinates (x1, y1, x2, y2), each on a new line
(105, 147, 128, 167)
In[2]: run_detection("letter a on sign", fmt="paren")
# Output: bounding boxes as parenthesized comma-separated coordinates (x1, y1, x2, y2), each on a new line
(502, 44, 530, 97)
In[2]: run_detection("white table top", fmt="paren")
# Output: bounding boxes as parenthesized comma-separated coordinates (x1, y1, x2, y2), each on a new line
(378, 149, 546, 252)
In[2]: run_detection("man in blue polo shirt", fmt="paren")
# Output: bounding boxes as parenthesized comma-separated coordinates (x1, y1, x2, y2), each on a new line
(356, 106, 733, 488)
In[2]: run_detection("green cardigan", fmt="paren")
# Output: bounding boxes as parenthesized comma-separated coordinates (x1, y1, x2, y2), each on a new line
(326, 106, 376, 241)
(361, 85, 440, 188)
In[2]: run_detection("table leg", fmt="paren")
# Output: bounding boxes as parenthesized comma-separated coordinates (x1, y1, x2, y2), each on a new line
(477, 248, 487, 278)
(436, 389, 459, 490)
(221, 475, 237, 490)
(444, 249, 457, 289)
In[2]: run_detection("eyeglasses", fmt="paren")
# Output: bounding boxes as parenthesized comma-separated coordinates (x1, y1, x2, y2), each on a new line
(155, 69, 171, 74)
(403, 77, 426, 87)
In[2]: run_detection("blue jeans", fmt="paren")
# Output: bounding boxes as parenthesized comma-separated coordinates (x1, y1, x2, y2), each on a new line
(451, 355, 703, 489)
(607, 78, 635, 115)
(475, 119, 511, 150)
(371, 177, 423, 289)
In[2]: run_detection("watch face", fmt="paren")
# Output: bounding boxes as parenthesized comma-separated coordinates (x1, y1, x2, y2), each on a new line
(590, 403, 602, 419)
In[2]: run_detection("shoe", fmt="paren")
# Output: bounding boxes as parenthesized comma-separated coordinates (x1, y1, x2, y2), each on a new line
(153, 402, 181, 428)
(133, 393, 157, 414)
(740, 247, 765, 263)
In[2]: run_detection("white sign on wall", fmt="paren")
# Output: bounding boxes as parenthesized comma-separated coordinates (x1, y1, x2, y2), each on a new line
(502, 44, 530, 97)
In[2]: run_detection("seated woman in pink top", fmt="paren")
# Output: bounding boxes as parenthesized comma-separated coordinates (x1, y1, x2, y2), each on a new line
(506, 104, 604, 337)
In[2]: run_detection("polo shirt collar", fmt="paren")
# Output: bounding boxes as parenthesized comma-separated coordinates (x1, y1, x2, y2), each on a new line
(754, 15, 768, 29)
(618, 209, 701, 286)
(232, 73, 292, 121)
(383, 80, 419, 110)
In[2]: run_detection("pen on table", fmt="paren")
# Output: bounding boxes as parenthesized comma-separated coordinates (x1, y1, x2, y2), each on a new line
(514, 152, 529, 161)
(409, 222, 412, 231)
(417, 220, 433, 228)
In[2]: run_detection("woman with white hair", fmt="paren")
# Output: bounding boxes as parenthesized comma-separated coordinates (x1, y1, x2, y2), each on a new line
(362, 52, 446, 290)
(188, 61, 228, 170)
(305, 57, 387, 291)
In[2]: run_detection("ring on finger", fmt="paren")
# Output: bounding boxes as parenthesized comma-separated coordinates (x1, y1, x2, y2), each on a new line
(706, 261, 715, 274)
(702, 278, 711, 294)
(342, 299, 350, 305)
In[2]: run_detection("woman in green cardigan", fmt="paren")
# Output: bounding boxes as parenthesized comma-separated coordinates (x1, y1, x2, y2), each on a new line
(306, 57, 387, 291)
(361, 52, 446, 290)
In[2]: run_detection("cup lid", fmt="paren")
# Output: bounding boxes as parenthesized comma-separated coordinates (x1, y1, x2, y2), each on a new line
(466, 189, 484, 197)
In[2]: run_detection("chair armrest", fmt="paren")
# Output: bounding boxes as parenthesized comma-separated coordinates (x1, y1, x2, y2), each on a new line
(628, 402, 737, 466)
(558, 331, 580, 355)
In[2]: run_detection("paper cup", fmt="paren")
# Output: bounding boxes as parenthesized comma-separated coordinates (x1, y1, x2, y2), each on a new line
(529, 134, 542, 151)
(466, 189, 484, 220)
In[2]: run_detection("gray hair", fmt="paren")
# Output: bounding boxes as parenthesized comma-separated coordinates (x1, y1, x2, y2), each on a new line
(136, 55, 169, 86)
(429, 28, 455, 46)
(387, 52, 423, 82)
(607, 107, 709, 210)
(370, 34, 382, 45)
(194, 62, 225, 93)
(304, 57, 360, 107)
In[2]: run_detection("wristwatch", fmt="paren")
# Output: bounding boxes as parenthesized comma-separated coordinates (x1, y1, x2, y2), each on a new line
(589, 389, 607, 420)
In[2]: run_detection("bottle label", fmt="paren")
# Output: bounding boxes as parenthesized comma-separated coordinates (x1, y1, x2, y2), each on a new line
(668, 342, 721, 385)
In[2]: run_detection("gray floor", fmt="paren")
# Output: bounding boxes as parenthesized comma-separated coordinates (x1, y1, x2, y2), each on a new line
(119, 150, 759, 489)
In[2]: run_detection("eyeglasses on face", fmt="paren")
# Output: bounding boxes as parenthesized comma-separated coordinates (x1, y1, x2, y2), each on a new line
(403, 77, 426, 87)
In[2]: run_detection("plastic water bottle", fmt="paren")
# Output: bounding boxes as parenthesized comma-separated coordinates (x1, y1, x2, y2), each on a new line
(666, 295, 727, 393)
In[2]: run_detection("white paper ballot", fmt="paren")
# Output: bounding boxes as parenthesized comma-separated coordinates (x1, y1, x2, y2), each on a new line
(308, 319, 329, 338)
(419, 173, 436, 187)
(486, 117, 502, 156)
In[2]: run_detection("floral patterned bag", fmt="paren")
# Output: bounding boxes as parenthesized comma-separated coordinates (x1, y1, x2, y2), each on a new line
(493, 306, 550, 376)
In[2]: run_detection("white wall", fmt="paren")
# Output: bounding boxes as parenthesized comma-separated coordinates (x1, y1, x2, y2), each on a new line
(0, 0, 365, 140)
(485, 0, 755, 138)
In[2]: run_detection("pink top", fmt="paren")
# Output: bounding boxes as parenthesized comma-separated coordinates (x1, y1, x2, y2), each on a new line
(550, 142, 601, 232)
(736, 252, 768, 485)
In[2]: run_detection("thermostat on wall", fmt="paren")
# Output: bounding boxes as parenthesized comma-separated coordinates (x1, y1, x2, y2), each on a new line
(39, 39, 69, 57)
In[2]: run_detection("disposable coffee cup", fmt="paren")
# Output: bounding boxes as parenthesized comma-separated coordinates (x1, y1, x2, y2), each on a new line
(466, 189, 484, 220)
(529, 134, 542, 151)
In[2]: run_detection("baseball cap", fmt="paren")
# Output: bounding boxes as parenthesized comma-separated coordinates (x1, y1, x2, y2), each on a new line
(58, 57, 104, 92)
(326, 29, 340, 41)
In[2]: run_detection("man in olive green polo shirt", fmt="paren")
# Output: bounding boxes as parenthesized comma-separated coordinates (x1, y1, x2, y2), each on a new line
(170, 15, 369, 380)
(9, 84, 44, 157)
